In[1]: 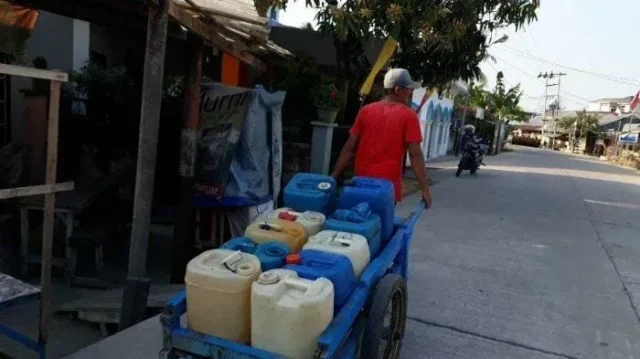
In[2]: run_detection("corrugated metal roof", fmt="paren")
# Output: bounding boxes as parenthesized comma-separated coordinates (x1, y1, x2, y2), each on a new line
(169, 0, 290, 68)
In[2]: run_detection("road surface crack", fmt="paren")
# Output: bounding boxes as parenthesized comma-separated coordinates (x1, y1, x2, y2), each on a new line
(566, 169, 640, 325)
(407, 316, 580, 359)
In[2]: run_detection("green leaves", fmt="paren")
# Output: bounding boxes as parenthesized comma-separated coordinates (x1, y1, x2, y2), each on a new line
(469, 71, 526, 123)
(558, 110, 601, 137)
(267, 0, 538, 92)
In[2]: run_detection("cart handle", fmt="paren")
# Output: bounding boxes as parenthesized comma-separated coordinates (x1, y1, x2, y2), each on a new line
(403, 200, 427, 231)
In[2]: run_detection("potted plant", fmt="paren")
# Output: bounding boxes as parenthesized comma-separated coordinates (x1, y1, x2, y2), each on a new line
(314, 76, 341, 123)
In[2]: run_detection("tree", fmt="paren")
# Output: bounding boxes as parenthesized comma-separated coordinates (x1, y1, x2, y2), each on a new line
(469, 71, 526, 123)
(558, 110, 601, 150)
(260, 0, 539, 90)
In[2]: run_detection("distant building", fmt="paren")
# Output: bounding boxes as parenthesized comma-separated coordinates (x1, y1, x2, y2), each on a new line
(586, 96, 633, 114)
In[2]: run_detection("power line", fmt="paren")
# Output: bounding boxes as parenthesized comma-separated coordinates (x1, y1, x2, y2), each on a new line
(500, 46, 640, 85)
(495, 46, 640, 87)
(492, 54, 590, 105)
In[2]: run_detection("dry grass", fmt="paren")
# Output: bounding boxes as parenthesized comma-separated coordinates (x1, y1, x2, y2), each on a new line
(609, 151, 640, 170)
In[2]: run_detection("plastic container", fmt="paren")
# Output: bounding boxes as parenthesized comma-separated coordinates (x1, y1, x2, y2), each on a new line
(251, 269, 334, 359)
(266, 208, 326, 239)
(285, 250, 356, 312)
(303, 230, 370, 278)
(339, 177, 395, 242)
(221, 237, 257, 254)
(245, 218, 307, 253)
(283, 173, 337, 215)
(324, 213, 382, 256)
(254, 242, 290, 271)
(185, 249, 261, 343)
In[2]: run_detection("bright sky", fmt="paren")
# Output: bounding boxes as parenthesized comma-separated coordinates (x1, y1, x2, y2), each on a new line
(278, 0, 640, 113)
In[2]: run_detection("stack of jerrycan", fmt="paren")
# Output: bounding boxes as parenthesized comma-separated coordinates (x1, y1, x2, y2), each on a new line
(324, 202, 382, 256)
(222, 237, 290, 271)
(264, 208, 326, 239)
(252, 269, 334, 358)
(284, 174, 337, 215)
(339, 177, 395, 243)
(303, 230, 370, 278)
(285, 250, 356, 312)
(185, 249, 261, 343)
(245, 218, 307, 253)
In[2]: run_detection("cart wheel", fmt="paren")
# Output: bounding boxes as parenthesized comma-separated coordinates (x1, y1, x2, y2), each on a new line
(361, 274, 407, 359)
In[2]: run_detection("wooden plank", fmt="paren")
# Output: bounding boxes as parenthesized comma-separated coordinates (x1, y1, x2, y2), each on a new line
(0, 182, 74, 200)
(118, 277, 151, 330)
(39, 80, 61, 344)
(0, 64, 68, 82)
(127, 0, 168, 280)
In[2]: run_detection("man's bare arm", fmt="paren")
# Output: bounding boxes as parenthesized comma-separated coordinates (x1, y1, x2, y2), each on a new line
(331, 134, 359, 180)
(407, 142, 432, 207)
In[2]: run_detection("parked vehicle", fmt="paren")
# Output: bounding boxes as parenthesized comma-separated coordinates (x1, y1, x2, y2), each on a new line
(456, 137, 488, 177)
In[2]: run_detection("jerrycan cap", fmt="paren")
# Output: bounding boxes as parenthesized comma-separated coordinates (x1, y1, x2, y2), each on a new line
(258, 271, 280, 285)
(317, 182, 332, 190)
(302, 211, 324, 223)
(286, 253, 301, 265)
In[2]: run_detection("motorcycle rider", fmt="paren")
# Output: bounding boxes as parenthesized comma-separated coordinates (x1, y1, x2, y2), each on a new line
(459, 124, 479, 156)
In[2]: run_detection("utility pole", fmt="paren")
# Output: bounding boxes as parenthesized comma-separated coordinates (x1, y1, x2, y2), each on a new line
(538, 71, 567, 148)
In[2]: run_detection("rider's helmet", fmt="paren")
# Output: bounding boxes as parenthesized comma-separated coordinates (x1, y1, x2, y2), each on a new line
(462, 124, 475, 135)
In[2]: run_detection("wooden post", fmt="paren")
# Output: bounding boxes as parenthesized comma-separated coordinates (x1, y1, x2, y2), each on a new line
(127, 0, 169, 278)
(39, 80, 61, 344)
(121, 0, 169, 330)
(170, 32, 203, 283)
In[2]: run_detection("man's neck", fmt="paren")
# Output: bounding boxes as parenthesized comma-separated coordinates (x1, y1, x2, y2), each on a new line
(382, 96, 406, 105)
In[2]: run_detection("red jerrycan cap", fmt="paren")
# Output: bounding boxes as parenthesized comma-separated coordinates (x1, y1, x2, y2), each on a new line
(278, 211, 298, 221)
(285, 253, 301, 265)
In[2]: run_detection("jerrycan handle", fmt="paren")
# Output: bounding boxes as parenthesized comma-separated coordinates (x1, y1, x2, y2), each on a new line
(221, 250, 243, 273)
(259, 222, 283, 232)
(330, 232, 353, 247)
(283, 278, 325, 298)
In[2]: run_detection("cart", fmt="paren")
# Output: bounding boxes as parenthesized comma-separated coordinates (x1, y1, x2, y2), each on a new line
(159, 201, 426, 359)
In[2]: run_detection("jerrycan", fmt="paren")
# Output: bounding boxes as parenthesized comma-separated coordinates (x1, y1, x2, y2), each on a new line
(285, 249, 355, 312)
(283, 173, 336, 215)
(245, 218, 307, 253)
(185, 249, 261, 343)
(303, 230, 370, 278)
(339, 177, 395, 242)
(251, 269, 334, 358)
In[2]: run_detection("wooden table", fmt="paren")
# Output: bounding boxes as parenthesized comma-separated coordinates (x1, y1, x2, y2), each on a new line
(18, 176, 117, 278)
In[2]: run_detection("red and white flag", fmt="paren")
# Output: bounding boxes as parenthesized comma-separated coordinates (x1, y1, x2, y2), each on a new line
(630, 90, 640, 113)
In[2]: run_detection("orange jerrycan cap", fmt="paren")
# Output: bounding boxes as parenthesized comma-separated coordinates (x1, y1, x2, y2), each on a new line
(286, 253, 301, 265)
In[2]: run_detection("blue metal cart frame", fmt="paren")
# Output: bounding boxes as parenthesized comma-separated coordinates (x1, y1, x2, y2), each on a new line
(160, 201, 426, 359)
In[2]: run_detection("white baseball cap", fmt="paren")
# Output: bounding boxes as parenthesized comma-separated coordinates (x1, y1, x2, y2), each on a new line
(383, 68, 421, 89)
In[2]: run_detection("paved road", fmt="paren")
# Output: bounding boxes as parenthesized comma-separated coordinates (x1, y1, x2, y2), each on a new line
(398, 146, 640, 359)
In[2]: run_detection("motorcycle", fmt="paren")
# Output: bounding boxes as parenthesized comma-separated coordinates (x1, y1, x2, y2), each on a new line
(456, 137, 488, 177)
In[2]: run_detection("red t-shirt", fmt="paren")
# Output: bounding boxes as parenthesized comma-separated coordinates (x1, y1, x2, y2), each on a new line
(349, 101, 423, 201)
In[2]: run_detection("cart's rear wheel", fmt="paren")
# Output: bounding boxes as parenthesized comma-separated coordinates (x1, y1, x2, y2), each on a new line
(361, 274, 407, 359)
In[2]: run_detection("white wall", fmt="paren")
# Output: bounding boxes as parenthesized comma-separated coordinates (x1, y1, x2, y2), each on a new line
(10, 11, 89, 144)
(406, 88, 455, 164)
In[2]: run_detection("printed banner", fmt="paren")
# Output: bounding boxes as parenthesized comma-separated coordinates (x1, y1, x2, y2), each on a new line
(619, 132, 639, 144)
(194, 83, 253, 199)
